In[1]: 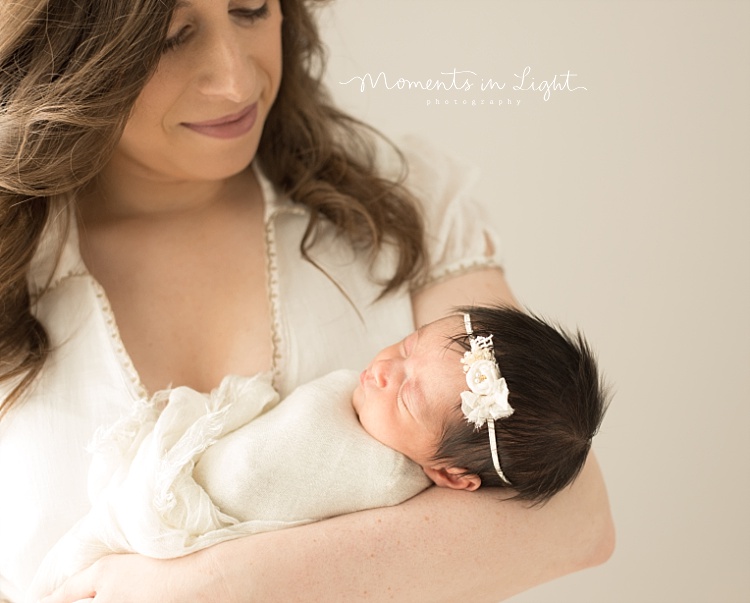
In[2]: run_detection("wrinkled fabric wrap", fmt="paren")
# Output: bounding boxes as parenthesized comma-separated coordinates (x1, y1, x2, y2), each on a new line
(30, 370, 430, 599)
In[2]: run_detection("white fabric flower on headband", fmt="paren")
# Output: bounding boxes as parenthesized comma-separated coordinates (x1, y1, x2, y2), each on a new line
(460, 335, 514, 428)
(460, 314, 514, 485)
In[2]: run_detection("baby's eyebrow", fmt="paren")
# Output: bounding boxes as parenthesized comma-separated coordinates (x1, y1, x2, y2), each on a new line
(404, 328, 421, 356)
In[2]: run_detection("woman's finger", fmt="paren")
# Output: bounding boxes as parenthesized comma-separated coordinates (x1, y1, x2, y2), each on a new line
(39, 568, 97, 603)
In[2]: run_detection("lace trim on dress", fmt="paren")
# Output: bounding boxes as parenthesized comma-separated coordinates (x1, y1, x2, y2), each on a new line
(91, 279, 149, 400)
(262, 203, 282, 389)
(411, 257, 503, 294)
(252, 162, 305, 391)
(29, 267, 89, 303)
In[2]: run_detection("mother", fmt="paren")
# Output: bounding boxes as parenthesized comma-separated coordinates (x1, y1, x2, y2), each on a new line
(0, 0, 614, 601)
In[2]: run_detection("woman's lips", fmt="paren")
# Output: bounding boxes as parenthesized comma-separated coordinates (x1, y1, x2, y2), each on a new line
(182, 103, 258, 139)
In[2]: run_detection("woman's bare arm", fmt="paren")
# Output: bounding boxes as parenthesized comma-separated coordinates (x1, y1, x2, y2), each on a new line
(202, 456, 612, 603)
(44, 269, 614, 603)
(224, 269, 614, 602)
(45, 453, 613, 603)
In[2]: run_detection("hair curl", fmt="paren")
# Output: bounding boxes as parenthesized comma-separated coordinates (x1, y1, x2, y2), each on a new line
(259, 0, 425, 292)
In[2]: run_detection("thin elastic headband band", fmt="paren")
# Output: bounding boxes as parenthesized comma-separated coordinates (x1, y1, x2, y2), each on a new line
(460, 313, 514, 485)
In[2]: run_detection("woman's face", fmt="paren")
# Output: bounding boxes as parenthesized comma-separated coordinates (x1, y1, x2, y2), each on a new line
(111, 0, 283, 184)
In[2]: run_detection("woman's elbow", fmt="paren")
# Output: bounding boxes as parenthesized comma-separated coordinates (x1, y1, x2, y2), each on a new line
(579, 492, 616, 571)
(589, 509, 616, 567)
(571, 453, 616, 570)
(562, 502, 614, 579)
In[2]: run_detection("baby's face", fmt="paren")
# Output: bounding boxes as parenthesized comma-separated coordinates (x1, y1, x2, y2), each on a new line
(352, 316, 467, 467)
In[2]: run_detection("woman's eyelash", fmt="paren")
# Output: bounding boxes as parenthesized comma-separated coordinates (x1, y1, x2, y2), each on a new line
(163, 27, 190, 52)
(232, 3, 270, 22)
(163, 3, 270, 53)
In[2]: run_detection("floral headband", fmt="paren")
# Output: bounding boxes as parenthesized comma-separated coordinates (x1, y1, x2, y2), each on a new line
(460, 313, 514, 485)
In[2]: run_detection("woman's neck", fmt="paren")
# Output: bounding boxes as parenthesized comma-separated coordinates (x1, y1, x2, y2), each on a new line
(77, 158, 258, 225)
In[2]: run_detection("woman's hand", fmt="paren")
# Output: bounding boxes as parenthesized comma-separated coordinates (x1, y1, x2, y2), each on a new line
(39, 551, 230, 603)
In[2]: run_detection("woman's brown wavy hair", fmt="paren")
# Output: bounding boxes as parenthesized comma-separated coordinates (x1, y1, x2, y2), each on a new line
(0, 0, 427, 419)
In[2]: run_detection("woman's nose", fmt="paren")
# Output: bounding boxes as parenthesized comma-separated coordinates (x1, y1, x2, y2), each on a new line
(196, 32, 256, 102)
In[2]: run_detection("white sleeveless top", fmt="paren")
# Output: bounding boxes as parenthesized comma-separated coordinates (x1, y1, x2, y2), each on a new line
(0, 137, 501, 602)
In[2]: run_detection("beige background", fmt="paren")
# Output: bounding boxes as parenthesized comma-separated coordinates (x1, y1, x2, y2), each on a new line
(319, 1, 750, 602)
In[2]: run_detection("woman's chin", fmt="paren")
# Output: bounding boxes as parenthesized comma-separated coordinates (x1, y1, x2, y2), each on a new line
(177, 153, 256, 182)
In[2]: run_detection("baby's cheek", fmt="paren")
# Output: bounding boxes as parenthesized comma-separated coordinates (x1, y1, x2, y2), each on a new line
(351, 385, 364, 416)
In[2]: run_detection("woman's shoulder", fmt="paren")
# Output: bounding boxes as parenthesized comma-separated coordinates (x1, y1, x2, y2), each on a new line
(382, 135, 502, 289)
(28, 200, 87, 299)
(377, 135, 481, 207)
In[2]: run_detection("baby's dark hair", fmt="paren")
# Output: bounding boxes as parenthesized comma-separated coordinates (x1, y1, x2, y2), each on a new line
(432, 305, 609, 505)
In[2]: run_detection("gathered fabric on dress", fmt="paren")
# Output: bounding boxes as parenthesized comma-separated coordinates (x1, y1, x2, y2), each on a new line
(29, 370, 429, 600)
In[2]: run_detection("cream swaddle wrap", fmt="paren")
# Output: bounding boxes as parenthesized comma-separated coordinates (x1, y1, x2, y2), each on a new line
(30, 370, 430, 600)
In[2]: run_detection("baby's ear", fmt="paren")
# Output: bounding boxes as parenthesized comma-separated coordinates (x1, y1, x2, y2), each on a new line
(423, 466, 481, 491)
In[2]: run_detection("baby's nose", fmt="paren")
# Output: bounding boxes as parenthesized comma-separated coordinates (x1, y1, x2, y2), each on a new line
(372, 359, 399, 389)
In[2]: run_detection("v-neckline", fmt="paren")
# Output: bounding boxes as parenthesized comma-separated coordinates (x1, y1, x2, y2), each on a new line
(68, 163, 287, 400)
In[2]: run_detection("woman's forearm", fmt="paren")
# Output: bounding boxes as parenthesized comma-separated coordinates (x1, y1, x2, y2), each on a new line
(200, 452, 614, 603)
(197, 268, 614, 603)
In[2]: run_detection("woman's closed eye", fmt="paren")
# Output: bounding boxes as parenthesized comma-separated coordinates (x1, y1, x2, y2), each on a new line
(163, 2, 271, 53)
(230, 2, 271, 24)
(163, 25, 192, 52)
